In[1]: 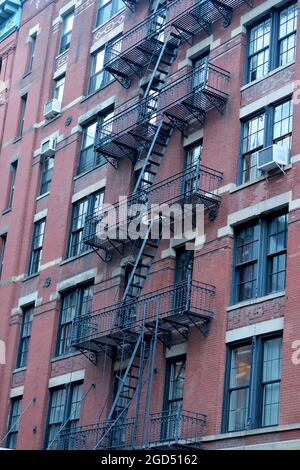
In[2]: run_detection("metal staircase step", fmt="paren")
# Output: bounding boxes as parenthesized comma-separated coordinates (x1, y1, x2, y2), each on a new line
(130, 283, 143, 289)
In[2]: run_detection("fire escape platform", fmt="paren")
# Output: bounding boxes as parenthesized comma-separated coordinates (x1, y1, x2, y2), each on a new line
(171, 0, 253, 38)
(83, 163, 223, 254)
(159, 63, 230, 128)
(71, 280, 215, 352)
(53, 410, 207, 450)
(95, 112, 172, 164)
(106, 34, 179, 84)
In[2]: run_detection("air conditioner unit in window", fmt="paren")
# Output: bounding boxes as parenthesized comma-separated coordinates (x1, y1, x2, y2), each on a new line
(257, 144, 290, 172)
(44, 99, 61, 120)
(40, 137, 57, 157)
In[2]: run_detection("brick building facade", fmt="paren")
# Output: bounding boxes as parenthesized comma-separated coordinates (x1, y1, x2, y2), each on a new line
(0, 0, 300, 450)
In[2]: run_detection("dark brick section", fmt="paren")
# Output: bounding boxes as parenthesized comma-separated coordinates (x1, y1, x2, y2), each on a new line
(227, 296, 285, 330)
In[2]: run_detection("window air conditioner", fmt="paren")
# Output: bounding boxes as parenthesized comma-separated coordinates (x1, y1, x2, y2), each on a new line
(44, 99, 61, 120)
(257, 144, 290, 172)
(40, 137, 57, 157)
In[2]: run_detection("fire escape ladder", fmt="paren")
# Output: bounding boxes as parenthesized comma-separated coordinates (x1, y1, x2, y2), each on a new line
(134, 118, 174, 193)
(94, 328, 150, 449)
(144, 30, 181, 95)
(122, 220, 160, 303)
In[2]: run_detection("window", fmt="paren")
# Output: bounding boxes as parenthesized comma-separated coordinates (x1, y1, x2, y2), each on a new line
(6, 397, 22, 449)
(186, 142, 203, 168)
(6, 160, 18, 210)
(96, 0, 123, 28)
(233, 211, 288, 303)
(192, 53, 209, 90)
(17, 94, 27, 138)
(223, 335, 282, 432)
(0, 234, 7, 279)
(241, 98, 293, 184)
(175, 246, 194, 284)
(248, 19, 271, 82)
(59, 10, 74, 54)
(88, 43, 115, 95)
(40, 156, 54, 195)
(17, 306, 33, 368)
(56, 283, 93, 356)
(279, 4, 297, 66)
(45, 382, 83, 448)
(247, 4, 297, 83)
(68, 190, 104, 258)
(28, 218, 46, 275)
(163, 357, 186, 439)
(173, 248, 194, 312)
(53, 75, 65, 103)
(185, 142, 203, 195)
(27, 33, 37, 73)
(77, 120, 106, 174)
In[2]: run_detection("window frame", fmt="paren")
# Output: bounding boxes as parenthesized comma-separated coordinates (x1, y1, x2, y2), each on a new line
(239, 96, 293, 185)
(6, 160, 18, 210)
(53, 75, 65, 103)
(17, 94, 27, 138)
(0, 233, 7, 279)
(16, 305, 34, 369)
(222, 333, 282, 433)
(77, 118, 107, 175)
(59, 10, 74, 55)
(67, 190, 104, 259)
(45, 381, 83, 449)
(231, 210, 288, 305)
(56, 283, 94, 357)
(40, 156, 54, 195)
(26, 33, 37, 74)
(246, 2, 297, 85)
(88, 38, 118, 95)
(96, 0, 123, 29)
(6, 397, 22, 449)
(28, 218, 46, 276)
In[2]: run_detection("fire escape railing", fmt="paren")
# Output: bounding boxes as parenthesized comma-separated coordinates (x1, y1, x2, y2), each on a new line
(71, 278, 215, 350)
(83, 162, 223, 253)
(158, 62, 230, 129)
(94, 62, 230, 166)
(168, 0, 253, 38)
(104, 7, 179, 88)
(107, 0, 252, 81)
(51, 410, 206, 450)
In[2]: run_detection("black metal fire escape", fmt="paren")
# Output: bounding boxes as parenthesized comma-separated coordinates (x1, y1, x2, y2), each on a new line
(55, 0, 253, 452)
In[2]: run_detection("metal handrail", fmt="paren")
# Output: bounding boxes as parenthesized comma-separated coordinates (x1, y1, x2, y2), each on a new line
(71, 279, 215, 345)
(95, 62, 229, 151)
(83, 162, 223, 243)
(51, 410, 206, 450)
(105, 0, 251, 69)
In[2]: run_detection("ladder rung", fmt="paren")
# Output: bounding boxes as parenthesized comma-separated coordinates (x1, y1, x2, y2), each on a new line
(157, 68, 168, 74)
(143, 253, 155, 258)
(146, 241, 158, 248)
(130, 283, 143, 289)
(152, 150, 164, 158)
